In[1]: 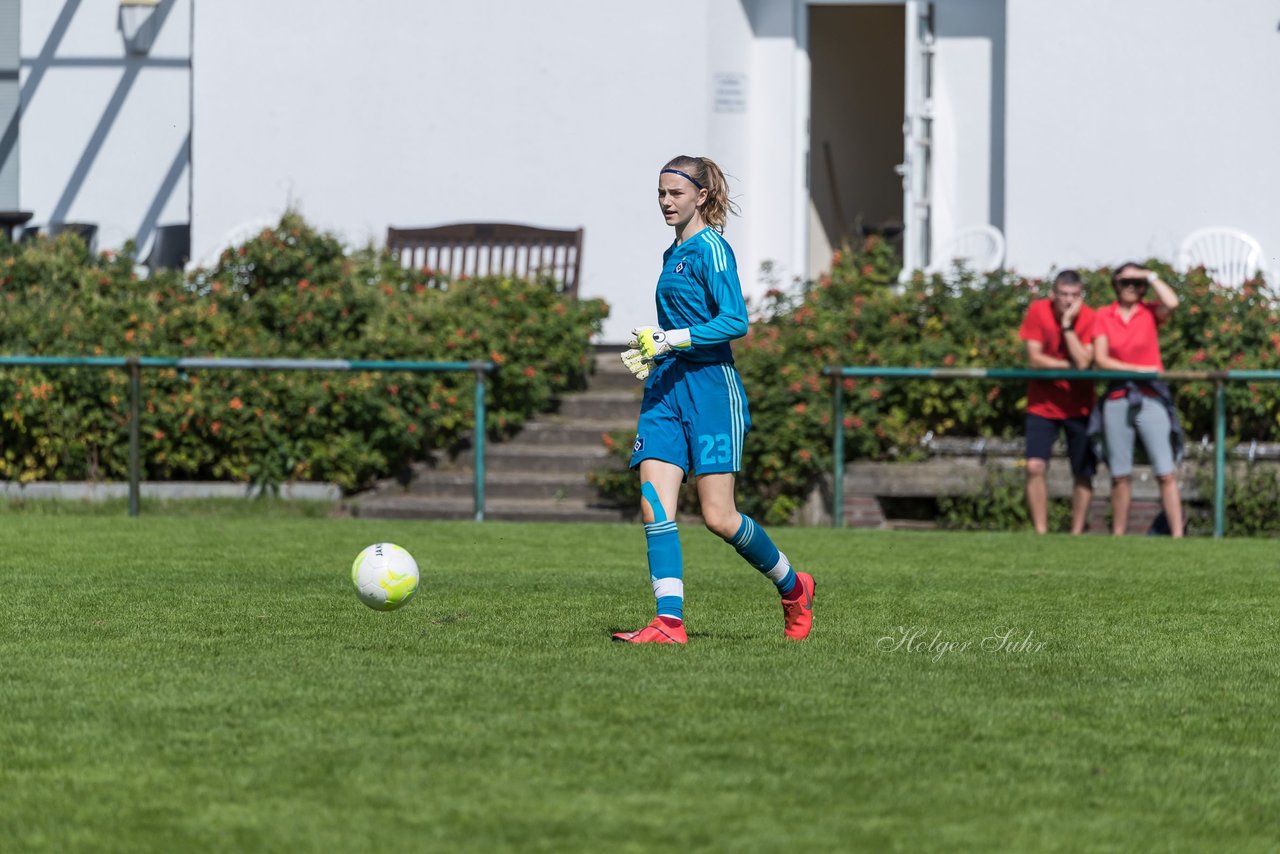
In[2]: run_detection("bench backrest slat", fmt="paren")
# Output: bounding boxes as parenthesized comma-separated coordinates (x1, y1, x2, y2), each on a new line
(387, 223, 583, 298)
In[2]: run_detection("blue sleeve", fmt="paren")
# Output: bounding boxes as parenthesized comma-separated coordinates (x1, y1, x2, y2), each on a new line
(689, 247, 748, 345)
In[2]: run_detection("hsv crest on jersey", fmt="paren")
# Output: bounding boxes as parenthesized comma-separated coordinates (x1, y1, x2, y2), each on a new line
(674, 261, 686, 274)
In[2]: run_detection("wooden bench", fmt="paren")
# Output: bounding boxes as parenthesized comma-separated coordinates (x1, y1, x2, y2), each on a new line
(386, 222, 584, 298)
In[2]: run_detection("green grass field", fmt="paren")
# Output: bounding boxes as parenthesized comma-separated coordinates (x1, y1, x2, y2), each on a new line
(2, 513, 1278, 852)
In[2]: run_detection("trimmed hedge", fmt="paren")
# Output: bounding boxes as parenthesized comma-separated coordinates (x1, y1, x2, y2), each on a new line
(0, 213, 606, 490)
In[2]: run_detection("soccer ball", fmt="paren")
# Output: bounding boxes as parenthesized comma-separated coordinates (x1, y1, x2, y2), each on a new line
(351, 543, 420, 611)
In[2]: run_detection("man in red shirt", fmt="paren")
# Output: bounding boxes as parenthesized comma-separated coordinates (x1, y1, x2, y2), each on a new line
(1018, 270, 1096, 534)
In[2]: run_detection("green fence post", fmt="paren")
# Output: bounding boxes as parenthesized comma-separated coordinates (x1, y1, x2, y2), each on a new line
(1214, 378, 1226, 539)
(473, 365, 487, 522)
(832, 373, 845, 528)
(127, 358, 141, 518)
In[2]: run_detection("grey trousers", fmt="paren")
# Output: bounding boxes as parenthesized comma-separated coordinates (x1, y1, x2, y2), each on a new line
(1102, 395, 1175, 478)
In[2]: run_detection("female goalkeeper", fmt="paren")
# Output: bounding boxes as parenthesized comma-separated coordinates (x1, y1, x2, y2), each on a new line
(613, 155, 814, 645)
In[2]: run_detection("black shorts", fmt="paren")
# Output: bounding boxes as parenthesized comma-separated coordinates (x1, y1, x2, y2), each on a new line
(1025, 413, 1095, 478)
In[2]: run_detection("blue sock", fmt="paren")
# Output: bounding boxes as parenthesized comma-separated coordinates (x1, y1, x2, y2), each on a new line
(727, 514, 796, 596)
(646, 521, 683, 621)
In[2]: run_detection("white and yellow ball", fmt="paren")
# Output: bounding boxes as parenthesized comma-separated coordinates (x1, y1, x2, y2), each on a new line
(351, 543, 420, 611)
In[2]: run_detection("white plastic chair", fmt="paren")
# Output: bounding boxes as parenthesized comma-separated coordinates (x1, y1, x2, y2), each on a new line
(927, 225, 1006, 276)
(194, 216, 278, 270)
(1176, 227, 1264, 288)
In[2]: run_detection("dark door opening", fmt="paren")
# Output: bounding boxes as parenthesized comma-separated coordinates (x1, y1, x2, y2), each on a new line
(808, 4, 905, 273)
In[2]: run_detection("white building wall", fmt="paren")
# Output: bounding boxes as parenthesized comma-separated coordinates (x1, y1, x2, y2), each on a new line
(1004, 0, 1280, 277)
(192, 0, 740, 342)
(19, 0, 190, 250)
(931, 0, 1004, 259)
(740, 0, 808, 296)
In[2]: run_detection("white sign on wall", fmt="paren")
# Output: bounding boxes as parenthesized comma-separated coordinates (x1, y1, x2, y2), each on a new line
(712, 72, 748, 114)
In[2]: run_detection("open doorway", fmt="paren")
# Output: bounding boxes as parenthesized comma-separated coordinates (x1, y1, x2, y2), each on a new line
(807, 4, 905, 274)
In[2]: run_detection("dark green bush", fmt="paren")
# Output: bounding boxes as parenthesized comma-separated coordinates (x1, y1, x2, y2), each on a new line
(1191, 462, 1280, 538)
(936, 465, 1074, 533)
(0, 213, 606, 490)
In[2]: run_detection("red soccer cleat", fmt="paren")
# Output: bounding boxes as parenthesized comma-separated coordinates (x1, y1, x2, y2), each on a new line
(612, 617, 688, 645)
(782, 572, 815, 640)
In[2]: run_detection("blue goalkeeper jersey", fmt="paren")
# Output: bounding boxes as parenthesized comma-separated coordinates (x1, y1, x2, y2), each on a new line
(655, 227, 749, 365)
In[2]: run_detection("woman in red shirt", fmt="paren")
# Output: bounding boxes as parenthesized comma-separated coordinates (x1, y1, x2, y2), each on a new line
(1093, 262, 1183, 536)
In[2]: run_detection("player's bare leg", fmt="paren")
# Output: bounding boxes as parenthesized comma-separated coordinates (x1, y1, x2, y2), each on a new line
(1156, 473, 1184, 538)
(1111, 476, 1131, 535)
(1071, 476, 1093, 535)
(1025, 457, 1050, 534)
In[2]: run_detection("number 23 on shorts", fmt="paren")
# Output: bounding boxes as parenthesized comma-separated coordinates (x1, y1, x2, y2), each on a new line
(698, 433, 732, 465)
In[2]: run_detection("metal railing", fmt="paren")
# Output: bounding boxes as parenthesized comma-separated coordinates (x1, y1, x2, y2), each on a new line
(0, 355, 496, 519)
(824, 366, 1280, 538)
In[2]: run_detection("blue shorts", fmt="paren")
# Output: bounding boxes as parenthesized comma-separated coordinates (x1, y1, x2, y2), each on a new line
(629, 358, 751, 476)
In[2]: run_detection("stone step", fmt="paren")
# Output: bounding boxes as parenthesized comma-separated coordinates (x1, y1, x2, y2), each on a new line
(583, 366, 640, 392)
(348, 347, 642, 521)
(554, 391, 641, 421)
(391, 470, 604, 501)
(501, 419, 634, 448)
(351, 494, 635, 523)
(484, 443, 625, 474)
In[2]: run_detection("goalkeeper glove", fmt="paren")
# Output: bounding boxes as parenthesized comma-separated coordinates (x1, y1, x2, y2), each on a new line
(620, 326, 691, 380)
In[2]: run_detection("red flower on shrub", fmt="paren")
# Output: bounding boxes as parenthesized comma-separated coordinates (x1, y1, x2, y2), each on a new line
(211, 421, 222, 435)
(229, 397, 243, 410)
